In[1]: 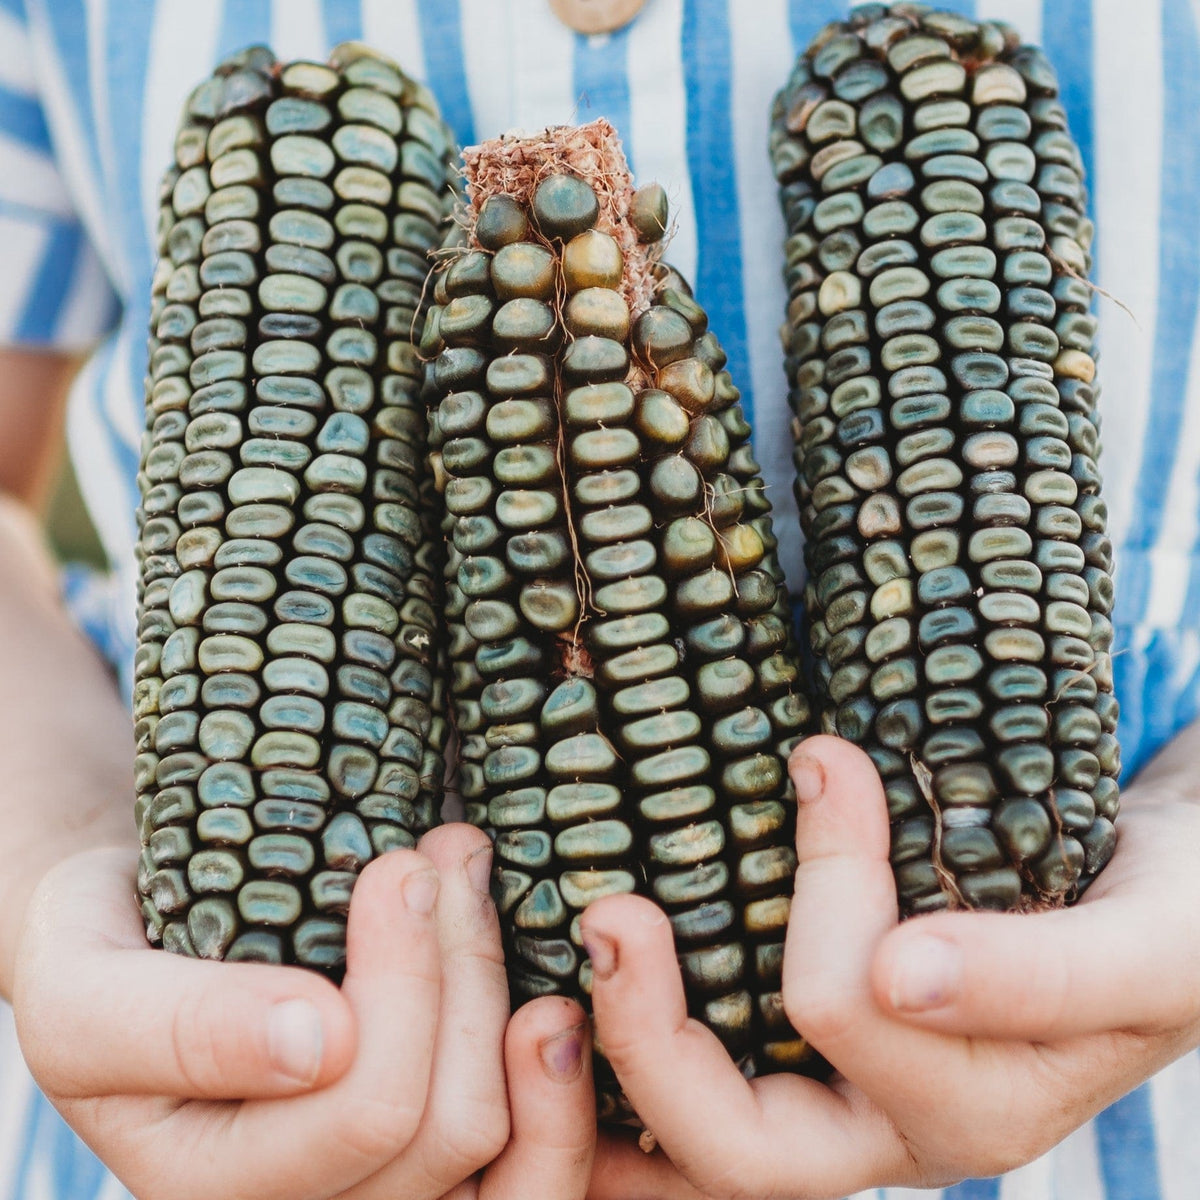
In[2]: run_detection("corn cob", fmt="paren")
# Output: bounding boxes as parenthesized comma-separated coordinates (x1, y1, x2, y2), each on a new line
(133, 43, 457, 971)
(771, 5, 1119, 914)
(422, 119, 817, 1116)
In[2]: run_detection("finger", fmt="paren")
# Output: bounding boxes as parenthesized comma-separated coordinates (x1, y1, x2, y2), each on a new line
(872, 891, 1196, 1039)
(582, 893, 762, 1175)
(783, 735, 899, 1051)
(417, 823, 512, 1156)
(480, 997, 596, 1200)
(582, 893, 907, 1197)
(782, 737, 959, 1110)
(350, 824, 512, 1198)
(14, 847, 355, 1100)
(192, 849, 444, 1200)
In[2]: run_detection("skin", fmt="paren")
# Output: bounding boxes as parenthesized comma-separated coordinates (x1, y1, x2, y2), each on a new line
(580, 732, 1200, 1197)
(1, 348, 599, 1200)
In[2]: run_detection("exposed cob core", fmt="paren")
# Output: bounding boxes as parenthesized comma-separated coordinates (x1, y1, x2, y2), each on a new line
(133, 43, 457, 970)
(423, 119, 817, 1116)
(771, 5, 1119, 914)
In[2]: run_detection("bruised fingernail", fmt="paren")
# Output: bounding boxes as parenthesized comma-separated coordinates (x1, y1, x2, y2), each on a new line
(403, 869, 440, 916)
(791, 753, 825, 804)
(888, 935, 963, 1013)
(464, 844, 493, 897)
(267, 999, 323, 1085)
(581, 930, 617, 981)
(539, 1020, 588, 1082)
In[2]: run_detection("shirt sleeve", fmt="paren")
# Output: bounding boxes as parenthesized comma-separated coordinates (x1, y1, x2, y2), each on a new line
(0, 0, 119, 351)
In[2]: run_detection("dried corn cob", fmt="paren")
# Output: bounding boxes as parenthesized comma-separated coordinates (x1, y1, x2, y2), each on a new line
(771, 5, 1119, 915)
(423, 119, 816, 1118)
(133, 42, 457, 971)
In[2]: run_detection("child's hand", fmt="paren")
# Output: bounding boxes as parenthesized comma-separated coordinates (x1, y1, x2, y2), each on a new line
(14, 824, 596, 1200)
(580, 733, 1200, 1199)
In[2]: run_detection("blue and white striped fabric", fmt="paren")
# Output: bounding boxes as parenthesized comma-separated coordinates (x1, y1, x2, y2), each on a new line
(1, 0, 1199, 1196)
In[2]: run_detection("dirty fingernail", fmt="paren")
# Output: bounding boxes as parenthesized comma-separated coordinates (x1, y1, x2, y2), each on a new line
(539, 1021, 588, 1082)
(464, 844, 493, 896)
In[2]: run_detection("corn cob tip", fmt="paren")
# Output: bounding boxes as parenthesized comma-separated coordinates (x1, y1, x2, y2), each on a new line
(459, 118, 666, 313)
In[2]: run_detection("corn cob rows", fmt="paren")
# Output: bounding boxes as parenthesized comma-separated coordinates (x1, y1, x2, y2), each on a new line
(422, 120, 817, 1116)
(133, 43, 457, 970)
(771, 5, 1119, 914)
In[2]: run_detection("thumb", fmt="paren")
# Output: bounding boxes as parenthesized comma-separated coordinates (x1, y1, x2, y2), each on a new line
(15, 847, 355, 1100)
(871, 891, 1191, 1040)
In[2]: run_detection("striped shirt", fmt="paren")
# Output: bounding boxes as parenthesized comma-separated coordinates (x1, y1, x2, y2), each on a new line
(2, 0, 1199, 1196)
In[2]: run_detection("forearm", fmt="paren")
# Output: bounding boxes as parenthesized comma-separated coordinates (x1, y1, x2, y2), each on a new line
(0, 497, 133, 997)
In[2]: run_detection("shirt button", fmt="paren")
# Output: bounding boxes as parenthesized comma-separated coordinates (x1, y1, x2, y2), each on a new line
(550, 0, 646, 35)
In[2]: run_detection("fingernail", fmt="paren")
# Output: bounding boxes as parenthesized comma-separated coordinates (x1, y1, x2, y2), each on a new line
(792, 753, 825, 804)
(464, 844, 493, 897)
(403, 869, 440, 916)
(539, 1021, 588, 1083)
(581, 930, 617, 981)
(888, 935, 963, 1013)
(267, 999, 323, 1085)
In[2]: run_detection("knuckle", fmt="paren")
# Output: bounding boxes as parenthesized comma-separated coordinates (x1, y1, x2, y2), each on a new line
(356, 847, 431, 896)
(782, 978, 854, 1046)
(170, 988, 227, 1095)
(591, 1020, 640, 1069)
(468, 1105, 511, 1168)
(460, 927, 508, 971)
(337, 1095, 426, 1165)
(477, 1106, 511, 1165)
(430, 1108, 510, 1178)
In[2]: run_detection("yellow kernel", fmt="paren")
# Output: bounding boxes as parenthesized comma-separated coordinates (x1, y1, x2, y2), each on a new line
(717, 525, 765, 572)
(818, 270, 862, 315)
(871, 578, 914, 620)
(1055, 348, 1096, 382)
